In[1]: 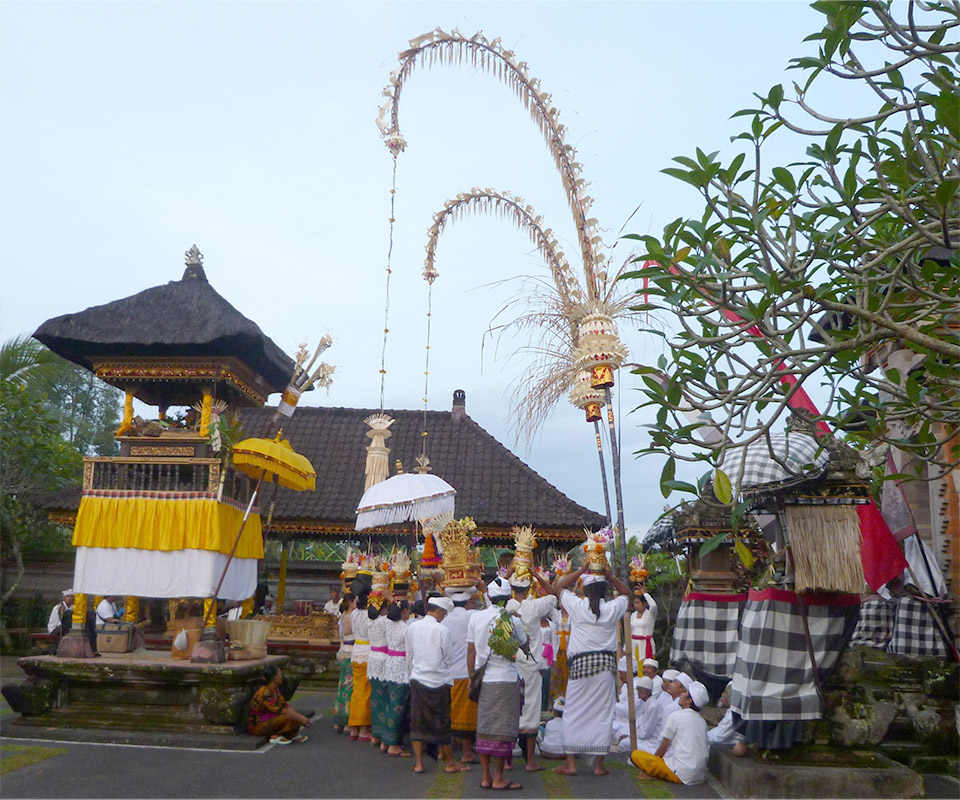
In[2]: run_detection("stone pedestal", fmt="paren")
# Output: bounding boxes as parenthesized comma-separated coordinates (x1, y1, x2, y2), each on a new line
(4, 652, 287, 746)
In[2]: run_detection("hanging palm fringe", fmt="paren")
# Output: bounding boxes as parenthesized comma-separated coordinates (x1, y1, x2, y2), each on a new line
(785, 505, 866, 594)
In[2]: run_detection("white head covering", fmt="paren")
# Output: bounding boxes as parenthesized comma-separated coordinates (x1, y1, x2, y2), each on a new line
(427, 596, 454, 613)
(689, 681, 709, 710)
(662, 669, 680, 681)
(642, 658, 659, 670)
(637, 676, 653, 691)
(447, 591, 473, 602)
(553, 696, 565, 713)
(488, 576, 512, 599)
(62, 588, 74, 596)
(581, 573, 605, 586)
(675, 672, 693, 690)
(510, 576, 531, 589)
(445, 586, 477, 598)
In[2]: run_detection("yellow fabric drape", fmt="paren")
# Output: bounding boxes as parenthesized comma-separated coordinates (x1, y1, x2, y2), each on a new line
(73, 496, 263, 559)
(124, 596, 140, 623)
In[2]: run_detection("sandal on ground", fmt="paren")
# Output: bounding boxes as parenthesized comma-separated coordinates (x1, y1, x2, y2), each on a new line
(292, 734, 308, 743)
(271, 736, 293, 745)
(491, 782, 523, 790)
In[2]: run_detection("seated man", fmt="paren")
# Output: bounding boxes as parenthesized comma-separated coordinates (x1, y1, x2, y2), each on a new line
(47, 589, 74, 642)
(707, 681, 747, 755)
(617, 676, 664, 753)
(96, 595, 144, 651)
(630, 681, 710, 785)
(537, 697, 565, 759)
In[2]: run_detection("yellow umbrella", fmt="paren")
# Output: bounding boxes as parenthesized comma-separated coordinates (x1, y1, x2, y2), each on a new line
(199, 430, 315, 634)
(232, 432, 317, 491)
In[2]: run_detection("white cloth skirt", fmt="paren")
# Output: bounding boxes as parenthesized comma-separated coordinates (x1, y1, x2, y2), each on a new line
(73, 546, 257, 600)
(518, 660, 542, 733)
(562, 670, 615, 755)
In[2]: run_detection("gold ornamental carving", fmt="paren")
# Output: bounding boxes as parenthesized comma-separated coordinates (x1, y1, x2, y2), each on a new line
(130, 445, 196, 457)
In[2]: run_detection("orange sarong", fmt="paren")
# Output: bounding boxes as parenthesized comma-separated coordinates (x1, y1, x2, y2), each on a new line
(450, 677, 477, 735)
(348, 660, 371, 727)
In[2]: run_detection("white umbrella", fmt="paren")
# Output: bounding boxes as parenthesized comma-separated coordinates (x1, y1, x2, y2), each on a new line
(356, 473, 456, 530)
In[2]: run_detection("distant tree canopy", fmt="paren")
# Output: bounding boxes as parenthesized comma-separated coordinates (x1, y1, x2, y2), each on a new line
(626, 0, 959, 495)
(1, 335, 123, 613)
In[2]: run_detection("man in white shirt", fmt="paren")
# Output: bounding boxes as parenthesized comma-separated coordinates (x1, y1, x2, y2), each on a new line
(631, 681, 710, 784)
(619, 676, 665, 752)
(47, 589, 74, 638)
(323, 588, 342, 618)
(467, 576, 530, 791)
(407, 596, 471, 776)
(442, 587, 479, 764)
(507, 567, 558, 772)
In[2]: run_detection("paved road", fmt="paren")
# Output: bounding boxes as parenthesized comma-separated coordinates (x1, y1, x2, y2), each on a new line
(3, 658, 956, 799)
(1, 692, 724, 799)
(1, 664, 722, 800)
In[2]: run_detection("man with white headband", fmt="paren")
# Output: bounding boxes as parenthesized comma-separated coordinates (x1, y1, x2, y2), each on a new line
(47, 589, 74, 642)
(407, 595, 467, 775)
(467, 575, 530, 791)
(641, 658, 664, 699)
(442, 584, 482, 764)
(507, 566, 559, 772)
(616, 675, 665, 752)
(631, 680, 710, 784)
(551, 562, 630, 778)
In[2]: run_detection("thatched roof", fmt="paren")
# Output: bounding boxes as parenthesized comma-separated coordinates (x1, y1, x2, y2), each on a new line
(241, 392, 606, 542)
(33, 251, 295, 405)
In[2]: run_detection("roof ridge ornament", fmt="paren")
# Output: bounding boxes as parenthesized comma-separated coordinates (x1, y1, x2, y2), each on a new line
(183, 244, 207, 281)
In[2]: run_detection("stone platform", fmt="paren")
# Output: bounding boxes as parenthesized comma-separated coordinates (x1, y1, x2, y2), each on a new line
(709, 742, 925, 798)
(1, 650, 287, 749)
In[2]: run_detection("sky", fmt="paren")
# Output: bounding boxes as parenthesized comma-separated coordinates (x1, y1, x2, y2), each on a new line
(1, 0, 827, 540)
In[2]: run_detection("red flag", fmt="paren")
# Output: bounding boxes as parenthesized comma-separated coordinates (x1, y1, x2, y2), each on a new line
(858, 500, 909, 591)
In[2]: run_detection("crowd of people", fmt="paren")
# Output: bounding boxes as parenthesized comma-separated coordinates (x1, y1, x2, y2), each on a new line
(242, 557, 741, 789)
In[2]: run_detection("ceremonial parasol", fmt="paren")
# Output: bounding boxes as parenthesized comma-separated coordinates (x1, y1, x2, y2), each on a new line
(355, 472, 455, 531)
(199, 431, 316, 630)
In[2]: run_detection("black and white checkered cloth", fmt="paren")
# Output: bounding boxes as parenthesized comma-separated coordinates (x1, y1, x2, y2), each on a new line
(887, 596, 949, 657)
(567, 650, 616, 681)
(850, 596, 894, 649)
(719, 434, 829, 492)
(730, 589, 859, 721)
(671, 593, 746, 678)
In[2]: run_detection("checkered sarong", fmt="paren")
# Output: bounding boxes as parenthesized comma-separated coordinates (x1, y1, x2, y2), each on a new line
(719, 433, 829, 492)
(849, 596, 894, 649)
(730, 589, 859, 721)
(567, 650, 616, 681)
(671, 593, 746, 678)
(887, 596, 949, 658)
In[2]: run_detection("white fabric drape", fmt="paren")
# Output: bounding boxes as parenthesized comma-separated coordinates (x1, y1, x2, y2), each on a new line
(73, 546, 257, 600)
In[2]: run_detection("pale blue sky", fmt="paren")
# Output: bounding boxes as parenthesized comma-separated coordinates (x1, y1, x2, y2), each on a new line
(1, 1, 825, 538)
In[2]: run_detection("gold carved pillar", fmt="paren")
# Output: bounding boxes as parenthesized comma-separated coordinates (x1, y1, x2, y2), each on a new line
(278, 536, 289, 610)
(199, 389, 213, 437)
(124, 596, 140, 623)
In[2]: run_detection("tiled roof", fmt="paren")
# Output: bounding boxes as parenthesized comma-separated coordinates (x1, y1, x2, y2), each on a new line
(239, 398, 605, 537)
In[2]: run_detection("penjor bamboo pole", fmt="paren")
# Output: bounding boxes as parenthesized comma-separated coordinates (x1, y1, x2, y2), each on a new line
(605, 387, 637, 751)
(593, 419, 613, 526)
